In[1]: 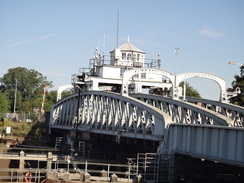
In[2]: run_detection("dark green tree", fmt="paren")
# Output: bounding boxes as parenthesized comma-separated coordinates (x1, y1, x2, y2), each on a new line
(179, 81, 201, 98)
(44, 90, 57, 112)
(62, 90, 73, 98)
(0, 90, 10, 112)
(228, 65, 244, 106)
(0, 67, 53, 112)
(44, 90, 73, 112)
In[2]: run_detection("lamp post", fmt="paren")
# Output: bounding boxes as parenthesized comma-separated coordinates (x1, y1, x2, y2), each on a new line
(13, 79, 17, 114)
(183, 79, 186, 101)
(175, 47, 180, 74)
(228, 61, 244, 76)
(228, 61, 244, 67)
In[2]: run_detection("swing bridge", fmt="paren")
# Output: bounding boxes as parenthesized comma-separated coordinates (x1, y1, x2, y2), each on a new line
(48, 69, 244, 182)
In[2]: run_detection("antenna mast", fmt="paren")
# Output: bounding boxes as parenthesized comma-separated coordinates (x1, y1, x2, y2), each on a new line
(103, 31, 106, 55)
(117, 10, 119, 48)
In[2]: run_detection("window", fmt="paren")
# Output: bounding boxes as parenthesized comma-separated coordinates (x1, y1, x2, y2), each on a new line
(122, 53, 126, 60)
(132, 54, 136, 61)
(137, 54, 140, 61)
(127, 53, 132, 60)
(140, 55, 144, 62)
(141, 73, 146, 79)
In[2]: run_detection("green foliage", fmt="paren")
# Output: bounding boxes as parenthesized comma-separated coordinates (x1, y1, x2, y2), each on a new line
(0, 67, 73, 113)
(0, 67, 53, 112)
(0, 90, 9, 112)
(44, 90, 73, 112)
(21, 98, 42, 112)
(228, 66, 244, 106)
(0, 116, 7, 126)
(179, 82, 201, 98)
(44, 90, 57, 112)
(62, 90, 73, 98)
(0, 120, 6, 127)
(2, 121, 48, 145)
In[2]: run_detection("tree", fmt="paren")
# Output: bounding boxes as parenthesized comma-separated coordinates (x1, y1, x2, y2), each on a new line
(0, 67, 53, 112)
(0, 90, 9, 112)
(44, 90, 73, 112)
(44, 90, 57, 112)
(228, 65, 244, 106)
(179, 81, 201, 98)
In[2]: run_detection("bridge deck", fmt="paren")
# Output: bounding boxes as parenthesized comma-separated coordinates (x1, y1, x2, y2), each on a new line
(162, 123, 244, 167)
(49, 91, 244, 169)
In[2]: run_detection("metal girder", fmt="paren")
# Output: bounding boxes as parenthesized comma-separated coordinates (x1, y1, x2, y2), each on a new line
(121, 69, 227, 102)
(163, 123, 244, 167)
(56, 84, 73, 101)
(49, 91, 173, 141)
(176, 72, 227, 102)
(130, 94, 232, 126)
(186, 97, 244, 127)
(121, 68, 175, 95)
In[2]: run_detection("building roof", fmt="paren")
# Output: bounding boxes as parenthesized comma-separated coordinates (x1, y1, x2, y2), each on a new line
(118, 37, 145, 53)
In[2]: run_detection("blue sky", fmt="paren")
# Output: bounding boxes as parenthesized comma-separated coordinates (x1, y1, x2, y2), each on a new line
(1, 0, 244, 100)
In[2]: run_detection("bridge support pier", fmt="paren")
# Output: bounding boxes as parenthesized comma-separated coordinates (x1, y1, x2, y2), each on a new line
(18, 151, 25, 182)
(47, 152, 53, 170)
(19, 151, 25, 171)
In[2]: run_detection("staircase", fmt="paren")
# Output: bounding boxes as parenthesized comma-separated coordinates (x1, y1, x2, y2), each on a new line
(132, 153, 172, 183)
(136, 153, 159, 183)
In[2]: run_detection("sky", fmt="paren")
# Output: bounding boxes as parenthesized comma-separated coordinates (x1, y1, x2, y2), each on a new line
(1, 0, 244, 101)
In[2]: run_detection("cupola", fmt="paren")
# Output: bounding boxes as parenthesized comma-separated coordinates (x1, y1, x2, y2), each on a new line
(110, 37, 146, 67)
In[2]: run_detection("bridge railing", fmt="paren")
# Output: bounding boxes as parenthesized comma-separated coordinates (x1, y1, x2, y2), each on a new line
(186, 97, 244, 127)
(130, 94, 233, 126)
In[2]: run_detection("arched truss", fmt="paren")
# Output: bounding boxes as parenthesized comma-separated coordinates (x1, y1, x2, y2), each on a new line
(57, 84, 73, 101)
(121, 68, 175, 95)
(176, 72, 227, 102)
(131, 94, 232, 126)
(121, 69, 228, 102)
(50, 91, 172, 141)
(186, 97, 244, 127)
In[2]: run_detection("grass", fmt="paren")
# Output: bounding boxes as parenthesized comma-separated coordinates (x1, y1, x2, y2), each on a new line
(0, 120, 48, 146)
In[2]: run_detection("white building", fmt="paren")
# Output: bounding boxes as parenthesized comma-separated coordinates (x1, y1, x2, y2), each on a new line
(72, 39, 173, 95)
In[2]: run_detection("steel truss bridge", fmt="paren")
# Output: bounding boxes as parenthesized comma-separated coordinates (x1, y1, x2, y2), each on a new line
(49, 90, 244, 167)
(49, 69, 244, 183)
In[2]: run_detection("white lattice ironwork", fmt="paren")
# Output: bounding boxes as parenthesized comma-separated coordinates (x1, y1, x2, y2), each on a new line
(131, 94, 232, 126)
(49, 91, 244, 168)
(186, 97, 244, 127)
(50, 91, 172, 141)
